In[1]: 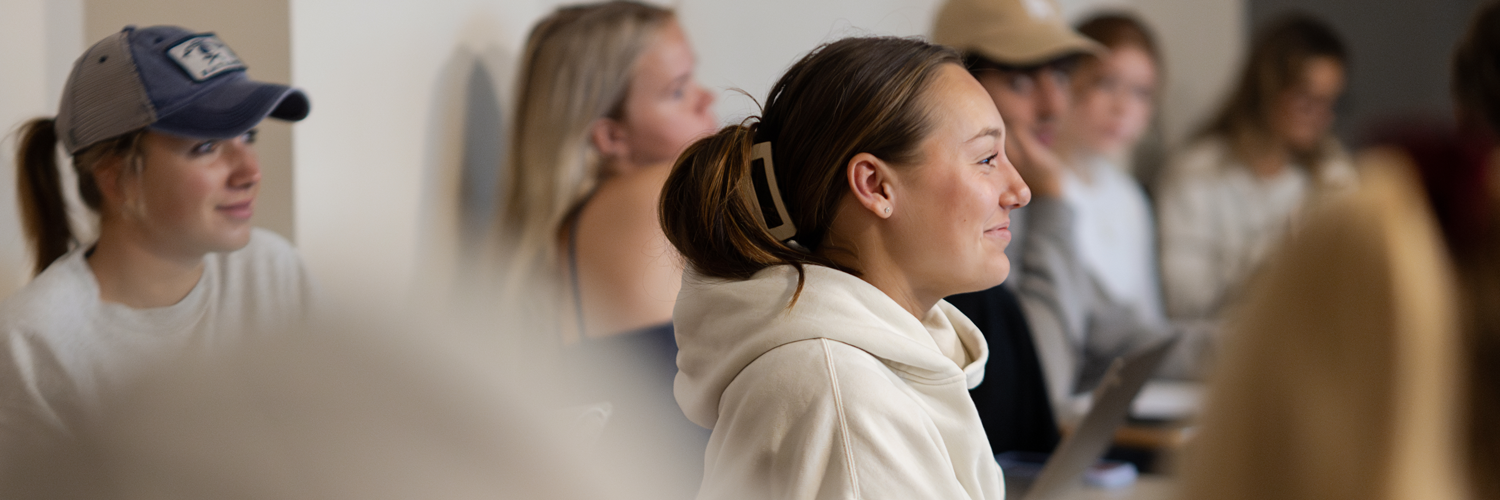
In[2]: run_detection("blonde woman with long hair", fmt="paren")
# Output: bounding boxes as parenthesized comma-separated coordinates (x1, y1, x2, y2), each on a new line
(498, 1, 715, 342)
(494, 2, 717, 493)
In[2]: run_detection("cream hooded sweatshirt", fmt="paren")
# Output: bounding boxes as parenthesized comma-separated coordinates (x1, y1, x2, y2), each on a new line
(674, 264, 1005, 500)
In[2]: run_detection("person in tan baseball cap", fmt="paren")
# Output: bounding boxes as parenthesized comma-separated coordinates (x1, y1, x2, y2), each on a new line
(933, 0, 1101, 198)
(935, 0, 1185, 464)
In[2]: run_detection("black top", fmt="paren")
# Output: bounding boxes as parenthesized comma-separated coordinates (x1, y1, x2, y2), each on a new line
(946, 284, 1061, 454)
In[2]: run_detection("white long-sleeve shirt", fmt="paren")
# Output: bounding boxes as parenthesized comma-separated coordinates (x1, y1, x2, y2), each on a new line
(1061, 155, 1163, 325)
(1156, 137, 1356, 321)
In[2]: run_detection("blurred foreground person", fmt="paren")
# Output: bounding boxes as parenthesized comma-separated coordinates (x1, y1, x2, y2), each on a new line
(0, 311, 668, 500)
(1177, 4, 1500, 498)
(662, 36, 1027, 499)
(0, 25, 313, 464)
(1156, 13, 1356, 326)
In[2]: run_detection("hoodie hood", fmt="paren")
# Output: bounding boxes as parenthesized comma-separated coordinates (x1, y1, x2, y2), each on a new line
(673, 265, 989, 429)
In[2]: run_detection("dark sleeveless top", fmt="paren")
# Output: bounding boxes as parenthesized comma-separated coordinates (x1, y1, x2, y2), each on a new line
(563, 209, 708, 498)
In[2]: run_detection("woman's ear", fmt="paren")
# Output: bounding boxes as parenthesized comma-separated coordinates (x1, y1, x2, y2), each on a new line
(92, 154, 128, 208)
(846, 152, 896, 219)
(589, 117, 632, 165)
(92, 152, 147, 219)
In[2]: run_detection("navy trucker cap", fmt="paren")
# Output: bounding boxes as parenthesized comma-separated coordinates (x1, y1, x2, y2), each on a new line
(55, 25, 310, 154)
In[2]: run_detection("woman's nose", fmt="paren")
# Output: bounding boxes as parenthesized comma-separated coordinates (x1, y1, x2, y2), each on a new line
(226, 140, 261, 189)
(999, 157, 1031, 209)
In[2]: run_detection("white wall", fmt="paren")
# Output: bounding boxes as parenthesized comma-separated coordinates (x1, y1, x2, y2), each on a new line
(287, 0, 960, 303)
(691, 0, 1246, 149)
(290, 0, 547, 304)
(0, 0, 83, 299)
(682, 0, 945, 122)
(3, 0, 1244, 303)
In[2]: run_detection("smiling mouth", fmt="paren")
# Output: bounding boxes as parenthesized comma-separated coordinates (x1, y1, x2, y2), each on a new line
(985, 221, 1012, 239)
(218, 201, 255, 220)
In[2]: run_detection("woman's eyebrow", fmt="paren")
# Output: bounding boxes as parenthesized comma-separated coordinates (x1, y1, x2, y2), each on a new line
(967, 127, 1002, 142)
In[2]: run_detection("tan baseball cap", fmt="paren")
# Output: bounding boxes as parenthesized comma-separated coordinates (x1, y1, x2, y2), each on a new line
(932, 0, 1104, 67)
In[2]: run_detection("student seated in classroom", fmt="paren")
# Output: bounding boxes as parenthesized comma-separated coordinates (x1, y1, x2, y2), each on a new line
(0, 25, 315, 464)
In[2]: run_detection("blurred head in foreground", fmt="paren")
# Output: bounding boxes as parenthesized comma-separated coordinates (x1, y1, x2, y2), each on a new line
(2, 308, 699, 500)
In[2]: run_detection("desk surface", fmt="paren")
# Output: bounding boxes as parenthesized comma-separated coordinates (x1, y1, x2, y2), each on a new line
(1055, 475, 1176, 500)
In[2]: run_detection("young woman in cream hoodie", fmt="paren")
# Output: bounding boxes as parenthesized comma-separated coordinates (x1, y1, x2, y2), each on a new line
(660, 37, 1029, 499)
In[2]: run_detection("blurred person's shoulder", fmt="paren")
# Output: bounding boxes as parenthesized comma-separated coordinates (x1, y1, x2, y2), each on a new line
(1156, 136, 1241, 210)
(1164, 136, 1238, 181)
(0, 248, 99, 339)
(587, 163, 672, 216)
(1314, 137, 1359, 192)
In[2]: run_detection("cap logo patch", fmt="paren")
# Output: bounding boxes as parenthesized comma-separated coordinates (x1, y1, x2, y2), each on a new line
(167, 35, 246, 81)
(1022, 0, 1057, 20)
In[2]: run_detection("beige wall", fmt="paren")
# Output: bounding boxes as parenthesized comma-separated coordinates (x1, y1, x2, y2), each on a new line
(85, 0, 296, 242)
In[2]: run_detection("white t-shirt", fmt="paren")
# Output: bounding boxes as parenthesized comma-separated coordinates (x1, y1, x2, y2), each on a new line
(1061, 155, 1163, 324)
(0, 228, 314, 457)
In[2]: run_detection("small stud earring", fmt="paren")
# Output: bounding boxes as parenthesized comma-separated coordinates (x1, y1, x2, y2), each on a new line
(883, 206, 892, 215)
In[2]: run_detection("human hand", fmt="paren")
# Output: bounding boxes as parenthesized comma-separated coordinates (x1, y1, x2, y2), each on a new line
(1006, 127, 1066, 198)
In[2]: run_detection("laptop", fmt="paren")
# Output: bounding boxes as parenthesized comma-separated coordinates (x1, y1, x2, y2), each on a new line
(1001, 336, 1180, 500)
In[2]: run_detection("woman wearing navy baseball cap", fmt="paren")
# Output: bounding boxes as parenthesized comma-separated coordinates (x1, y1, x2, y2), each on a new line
(0, 25, 314, 457)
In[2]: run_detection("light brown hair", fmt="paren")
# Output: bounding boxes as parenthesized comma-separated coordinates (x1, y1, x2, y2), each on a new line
(658, 36, 959, 299)
(1075, 12, 1160, 67)
(1198, 12, 1347, 168)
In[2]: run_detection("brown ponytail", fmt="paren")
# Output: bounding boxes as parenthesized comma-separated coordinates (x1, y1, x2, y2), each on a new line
(659, 121, 841, 284)
(659, 36, 959, 297)
(16, 119, 72, 276)
(15, 118, 146, 276)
